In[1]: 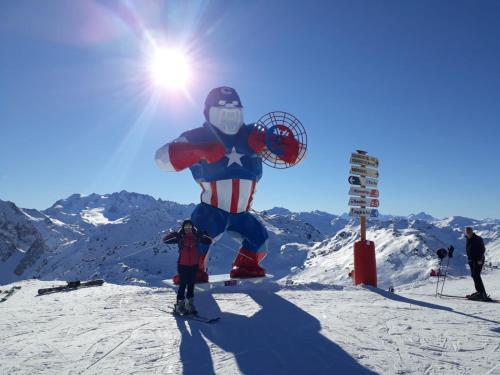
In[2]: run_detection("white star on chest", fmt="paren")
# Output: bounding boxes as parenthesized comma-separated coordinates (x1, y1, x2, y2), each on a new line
(226, 146, 244, 167)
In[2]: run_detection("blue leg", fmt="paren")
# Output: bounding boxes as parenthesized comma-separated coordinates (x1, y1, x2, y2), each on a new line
(191, 203, 228, 255)
(227, 212, 269, 278)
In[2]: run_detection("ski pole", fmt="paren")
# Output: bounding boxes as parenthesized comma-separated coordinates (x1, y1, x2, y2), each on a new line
(439, 246, 454, 296)
(435, 257, 443, 297)
(435, 248, 447, 297)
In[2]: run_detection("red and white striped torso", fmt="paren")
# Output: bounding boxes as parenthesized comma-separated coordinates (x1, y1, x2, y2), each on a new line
(199, 179, 257, 213)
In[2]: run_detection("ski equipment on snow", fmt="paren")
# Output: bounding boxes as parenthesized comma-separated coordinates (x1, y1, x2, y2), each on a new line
(156, 307, 220, 323)
(439, 246, 454, 295)
(37, 279, 104, 295)
(173, 312, 220, 323)
(435, 247, 453, 297)
(438, 292, 496, 302)
(0, 286, 21, 303)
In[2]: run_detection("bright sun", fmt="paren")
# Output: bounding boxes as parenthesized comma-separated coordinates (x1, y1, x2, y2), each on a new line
(149, 48, 191, 90)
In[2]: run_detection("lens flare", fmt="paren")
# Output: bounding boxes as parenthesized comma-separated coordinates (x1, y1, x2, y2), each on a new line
(149, 48, 190, 90)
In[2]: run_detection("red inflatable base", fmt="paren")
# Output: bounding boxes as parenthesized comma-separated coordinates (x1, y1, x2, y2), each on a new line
(353, 240, 377, 287)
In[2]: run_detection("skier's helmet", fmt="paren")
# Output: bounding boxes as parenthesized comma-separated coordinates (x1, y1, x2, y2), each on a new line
(204, 86, 244, 135)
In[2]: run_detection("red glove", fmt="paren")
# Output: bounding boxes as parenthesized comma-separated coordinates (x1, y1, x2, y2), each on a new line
(197, 143, 226, 163)
(249, 125, 299, 164)
(248, 128, 266, 154)
(279, 135, 299, 164)
(169, 142, 225, 171)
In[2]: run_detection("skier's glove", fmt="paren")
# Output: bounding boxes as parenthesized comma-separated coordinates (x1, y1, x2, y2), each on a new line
(162, 232, 177, 244)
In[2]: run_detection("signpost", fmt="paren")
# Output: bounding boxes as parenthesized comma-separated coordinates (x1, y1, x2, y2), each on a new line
(349, 207, 379, 217)
(350, 153, 379, 168)
(349, 187, 379, 198)
(348, 175, 378, 188)
(349, 150, 379, 287)
(348, 197, 379, 208)
(350, 166, 379, 179)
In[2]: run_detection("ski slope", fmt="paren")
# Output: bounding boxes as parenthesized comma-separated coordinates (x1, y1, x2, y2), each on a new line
(1, 271, 499, 374)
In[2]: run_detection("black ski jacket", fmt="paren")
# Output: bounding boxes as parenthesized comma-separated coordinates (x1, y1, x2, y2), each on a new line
(466, 233, 485, 261)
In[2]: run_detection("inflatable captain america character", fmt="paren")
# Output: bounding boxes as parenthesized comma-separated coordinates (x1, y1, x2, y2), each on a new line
(155, 86, 305, 283)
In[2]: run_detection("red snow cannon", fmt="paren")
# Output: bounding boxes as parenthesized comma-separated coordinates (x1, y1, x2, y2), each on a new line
(353, 240, 377, 287)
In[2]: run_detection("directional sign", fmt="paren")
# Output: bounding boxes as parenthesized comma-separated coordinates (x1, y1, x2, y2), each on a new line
(348, 175, 378, 188)
(350, 154, 379, 168)
(350, 166, 379, 179)
(348, 175, 361, 185)
(351, 152, 379, 166)
(348, 197, 380, 208)
(349, 187, 379, 198)
(349, 207, 379, 217)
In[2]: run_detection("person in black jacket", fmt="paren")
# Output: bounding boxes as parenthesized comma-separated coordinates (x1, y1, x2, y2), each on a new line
(465, 227, 491, 301)
(163, 220, 213, 315)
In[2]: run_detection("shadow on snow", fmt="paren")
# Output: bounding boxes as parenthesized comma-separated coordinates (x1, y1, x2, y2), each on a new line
(175, 284, 376, 375)
(365, 286, 500, 326)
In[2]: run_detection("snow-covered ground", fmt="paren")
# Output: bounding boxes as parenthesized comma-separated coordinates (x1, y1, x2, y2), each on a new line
(1, 192, 499, 374)
(1, 271, 499, 375)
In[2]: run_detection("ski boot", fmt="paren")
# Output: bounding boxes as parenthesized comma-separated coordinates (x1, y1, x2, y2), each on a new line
(173, 299, 187, 315)
(466, 291, 480, 300)
(230, 248, 267, 278)
(480, 293, 493, 302)
(185, 298, 197, 315)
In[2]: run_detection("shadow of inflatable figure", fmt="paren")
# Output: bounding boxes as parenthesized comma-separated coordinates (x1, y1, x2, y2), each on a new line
(175, 285, 376, 375)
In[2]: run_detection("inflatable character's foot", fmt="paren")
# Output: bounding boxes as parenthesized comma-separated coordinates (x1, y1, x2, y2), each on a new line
(230, 264, 266, 278)
(229, 248, 267, 278)
(196, 269, 209, 283)
(172, 274, 181, 285)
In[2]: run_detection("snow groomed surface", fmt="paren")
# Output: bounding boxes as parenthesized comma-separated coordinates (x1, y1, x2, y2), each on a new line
(1, 271, 499, 374)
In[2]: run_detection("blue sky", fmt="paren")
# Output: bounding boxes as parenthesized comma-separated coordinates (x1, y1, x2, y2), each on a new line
(1, 0, 499, 219)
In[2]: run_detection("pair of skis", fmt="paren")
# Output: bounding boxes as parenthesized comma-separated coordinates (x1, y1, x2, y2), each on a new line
(155, 307, 220, 324)
(37, 279, 104, 295)
(437, 293, 496, 302)
(0, 286, 21, 303)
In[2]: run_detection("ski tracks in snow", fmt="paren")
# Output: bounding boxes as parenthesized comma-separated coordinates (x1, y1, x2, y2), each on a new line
(1, 273, 499, 374)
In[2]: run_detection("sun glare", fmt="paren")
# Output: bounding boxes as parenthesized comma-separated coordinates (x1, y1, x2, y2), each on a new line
(149, 48, 191, 90)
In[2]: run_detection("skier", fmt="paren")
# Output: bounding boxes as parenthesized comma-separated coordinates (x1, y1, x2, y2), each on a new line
(464, 227, 491, 301)
(155, 86, 300, 282)
(163, 220, 213, 315)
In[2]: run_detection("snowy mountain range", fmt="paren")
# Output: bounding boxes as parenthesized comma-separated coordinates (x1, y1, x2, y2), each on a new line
(1, 191, 499, 288)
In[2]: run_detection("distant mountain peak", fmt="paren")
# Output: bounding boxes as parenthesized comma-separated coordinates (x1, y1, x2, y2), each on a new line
(263, 207, 292, 216)
(407, 212, 437, 222)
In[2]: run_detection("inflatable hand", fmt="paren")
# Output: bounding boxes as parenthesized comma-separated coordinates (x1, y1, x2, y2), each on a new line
(248, 128, 266, 154)
(169, 142, 225, 171)
(197, 142, 226, 163)
(266, 125, 299, 164)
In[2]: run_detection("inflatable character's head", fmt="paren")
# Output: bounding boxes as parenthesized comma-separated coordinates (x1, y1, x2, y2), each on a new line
(204, 86, 244, 135)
